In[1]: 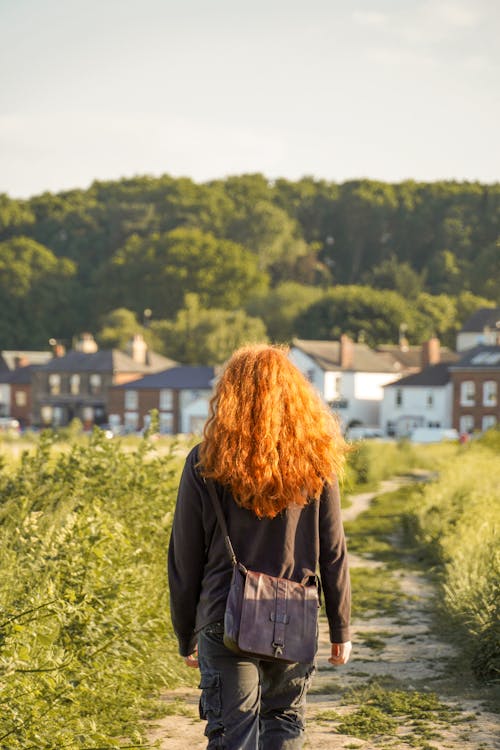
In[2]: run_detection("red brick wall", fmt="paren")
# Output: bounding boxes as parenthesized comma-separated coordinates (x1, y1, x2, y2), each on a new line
(451, 371, 500, 431)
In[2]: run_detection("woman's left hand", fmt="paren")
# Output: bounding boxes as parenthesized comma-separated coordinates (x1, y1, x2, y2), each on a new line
(184, 646, 199, 668)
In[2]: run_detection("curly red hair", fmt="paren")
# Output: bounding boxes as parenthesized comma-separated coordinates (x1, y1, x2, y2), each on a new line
(199, 344, 348, 518)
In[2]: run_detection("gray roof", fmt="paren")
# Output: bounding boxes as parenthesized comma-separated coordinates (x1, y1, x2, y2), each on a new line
(112, 365, 215, 390)
(377, 345, 458, 369)
(35, 348, 176, 374)
(460, 308, 500, 333)
(450, 345, 500, 370)
(384, 363, 451, 388)
(292, 339, 399, 373)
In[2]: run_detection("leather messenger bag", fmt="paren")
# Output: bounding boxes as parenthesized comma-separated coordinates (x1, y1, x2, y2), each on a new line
(204, 479, 319, 663)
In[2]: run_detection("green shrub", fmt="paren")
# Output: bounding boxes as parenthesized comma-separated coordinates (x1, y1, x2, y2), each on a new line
(0, 429, 191, 748)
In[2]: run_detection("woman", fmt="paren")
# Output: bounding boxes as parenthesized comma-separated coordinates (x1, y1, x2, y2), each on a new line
(168, 344, 352, 749)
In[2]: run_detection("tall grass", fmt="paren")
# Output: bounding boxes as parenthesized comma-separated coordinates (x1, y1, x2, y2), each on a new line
(412, 433, 500, 682)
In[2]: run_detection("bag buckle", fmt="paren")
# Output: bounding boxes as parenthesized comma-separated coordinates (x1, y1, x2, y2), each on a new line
(272, 642, 284, 657)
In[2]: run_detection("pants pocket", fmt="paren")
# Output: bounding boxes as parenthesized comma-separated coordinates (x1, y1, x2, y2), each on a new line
(199, 670, 222, 720)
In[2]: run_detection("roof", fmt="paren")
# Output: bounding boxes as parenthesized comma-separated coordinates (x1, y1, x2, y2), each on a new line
(0, 350, 52, 372)
(35, 348, 176, 374)
(7, 364, 39, 385)
(384, 363, 451, 388)
(377, 345, 458, 369)
(292, 339, 399, 374)
(112, 365, 215, 390)
(450, 345, 500, 370)
(459, 308, 500, 333)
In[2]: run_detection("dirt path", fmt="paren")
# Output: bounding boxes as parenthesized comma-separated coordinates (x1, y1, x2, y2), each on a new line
(147, 481, 499, 749)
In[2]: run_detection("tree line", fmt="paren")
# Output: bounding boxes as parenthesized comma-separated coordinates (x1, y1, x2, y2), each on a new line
(0, 174, 498, 363)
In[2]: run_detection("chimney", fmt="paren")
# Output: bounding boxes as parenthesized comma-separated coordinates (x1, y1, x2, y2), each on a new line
(53, 344, 66, 358)
(75, 333, 98, 353)
(340, 334, 354, 369)
(128, 334, 147, 365)
(421, 337, 440, 369)
(14, 355, 29, 369)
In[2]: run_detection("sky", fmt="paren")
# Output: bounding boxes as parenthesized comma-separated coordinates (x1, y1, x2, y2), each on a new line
(1, 0, 499, 198)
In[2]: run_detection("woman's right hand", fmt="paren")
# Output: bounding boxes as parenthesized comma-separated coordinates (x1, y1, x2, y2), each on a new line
(328, 641, 352, 665)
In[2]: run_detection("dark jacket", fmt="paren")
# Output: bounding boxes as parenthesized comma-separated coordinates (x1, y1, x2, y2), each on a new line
(168, 444, 351, 657)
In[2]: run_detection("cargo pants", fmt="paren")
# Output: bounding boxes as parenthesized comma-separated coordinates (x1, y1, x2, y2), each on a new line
(197, 621, 315, 750)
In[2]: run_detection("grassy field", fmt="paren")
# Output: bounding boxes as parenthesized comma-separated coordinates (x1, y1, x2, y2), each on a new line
(0, 428, 498, 747)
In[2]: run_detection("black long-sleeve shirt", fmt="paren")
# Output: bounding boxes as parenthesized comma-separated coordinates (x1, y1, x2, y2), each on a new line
(168, 444, 351, 656)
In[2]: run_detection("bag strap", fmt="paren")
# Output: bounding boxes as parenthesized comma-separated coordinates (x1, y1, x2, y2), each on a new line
(204, 477, 238, 568)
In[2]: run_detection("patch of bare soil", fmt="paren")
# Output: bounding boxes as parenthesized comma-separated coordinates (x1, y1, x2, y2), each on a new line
(147, 483, 499, 749)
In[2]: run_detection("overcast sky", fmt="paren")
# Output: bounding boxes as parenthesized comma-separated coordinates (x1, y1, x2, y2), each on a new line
(1, 0, 499, 198)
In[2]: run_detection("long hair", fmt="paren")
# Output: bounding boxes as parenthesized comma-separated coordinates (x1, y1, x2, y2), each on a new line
(199, 344, 349, 518)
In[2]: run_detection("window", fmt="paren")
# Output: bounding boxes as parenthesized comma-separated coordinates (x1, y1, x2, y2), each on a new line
(53, 406, 65, 426)
(15, 391, 27, 407)
(459, 415, 474, 434)
(483, 381, 497, 407)
(159, 389, 173, 410)
(159, 412, 174, 434)
(81, 406, 94, 423)
(70, 374, 80, 395)
(89, 374, 102, 395)
(48, 373, 61, 395)
(124, 390, 138, 410)
(124, 411, 139, 432)
(426, 392, 434, 408)
(482, 415, 497, 432)
(40, 405, 53, 424)
(395, 389, 403, 407)
(460, 380, 475, 406)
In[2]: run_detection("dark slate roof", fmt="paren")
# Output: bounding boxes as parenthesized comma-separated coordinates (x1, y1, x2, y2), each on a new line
(7, 364, 39, 385)
(292, 339, 399, 373)
(460, 308, 500, 333)
(384, 363, 451, 388)
(35, 349, 176, 374)
(450, 345, 500, 370)
(112, 365, 215, 390)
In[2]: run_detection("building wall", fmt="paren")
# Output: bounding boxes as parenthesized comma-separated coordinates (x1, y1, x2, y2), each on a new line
(456, 331, 499, 352)
(0, 384, 10, 417)
(288, 349, 326, 396)
(451, 371, 500, 433)
(381, 384, 452, 436)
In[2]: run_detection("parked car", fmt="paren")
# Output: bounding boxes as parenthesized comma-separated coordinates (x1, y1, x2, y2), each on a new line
(409, 427, 459, 444)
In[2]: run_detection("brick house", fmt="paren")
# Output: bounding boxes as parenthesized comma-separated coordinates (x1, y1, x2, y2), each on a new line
(0, 350, 52, 424)
(32, 335, 175, 428)
(449, 345, 500, 434)
(108, 365, 215, 434)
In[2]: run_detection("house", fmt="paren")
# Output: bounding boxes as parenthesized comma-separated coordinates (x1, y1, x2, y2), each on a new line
(381, 363, 455, 438)
(449, 345, 500, 434)
(108, 365, 216, 434)
(290, 336, 403, 430)
(31, 334, 176, 428)
(0, 350, 52, 423)
(456, 308, 500, 352)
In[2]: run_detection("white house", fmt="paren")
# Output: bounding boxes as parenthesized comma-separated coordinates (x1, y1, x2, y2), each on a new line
(290, 337, 402, 430)
(381, 363, 454, 437)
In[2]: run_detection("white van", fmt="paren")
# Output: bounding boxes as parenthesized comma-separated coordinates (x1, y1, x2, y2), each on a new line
(409, 427, 459, 444)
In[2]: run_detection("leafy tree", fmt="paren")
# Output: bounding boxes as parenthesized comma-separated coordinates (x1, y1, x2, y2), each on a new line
(96, 308, 153, 349)
(99, 227, 269, 319)
(455, 290, 496, 327)
(0, 236, 77, 347)
(295, 285, 414, 346)
(362, 255, 425, 299)
(413, 293, 458, 346)
(150, 294, 267, 364)
(246, 282, 325, 342)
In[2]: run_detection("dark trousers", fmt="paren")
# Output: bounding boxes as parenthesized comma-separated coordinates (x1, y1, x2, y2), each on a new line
(197, 621, 315, 750)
